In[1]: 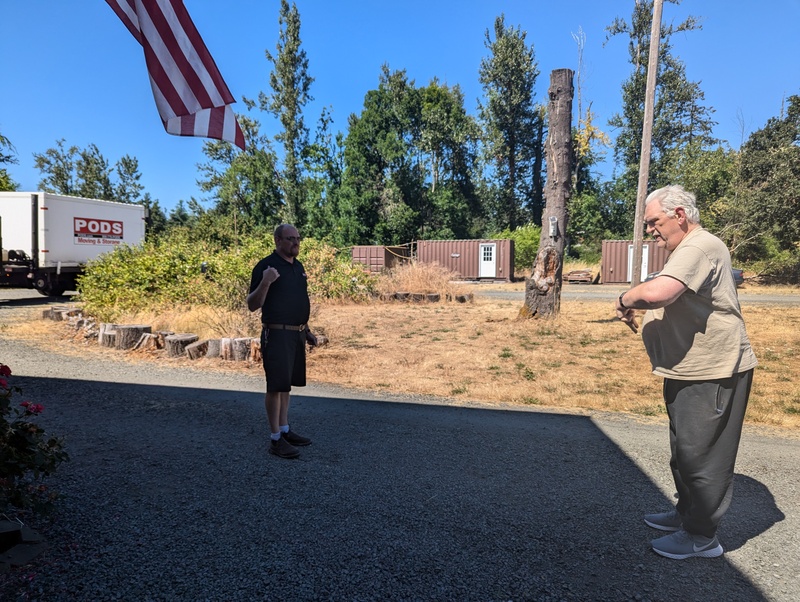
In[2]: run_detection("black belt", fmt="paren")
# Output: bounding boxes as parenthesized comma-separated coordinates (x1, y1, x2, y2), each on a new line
(264, 323, 307, 331)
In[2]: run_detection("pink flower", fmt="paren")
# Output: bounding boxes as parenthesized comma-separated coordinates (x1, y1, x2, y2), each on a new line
(31, 404, 44, 415)
(20, 400, 30, 408)
(0, 364, 11, 377)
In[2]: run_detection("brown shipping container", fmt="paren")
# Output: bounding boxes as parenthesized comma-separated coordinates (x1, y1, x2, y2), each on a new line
(351, 245, 410, 273)
(416, 239, 514, 281)
(601, 240, 670, 284)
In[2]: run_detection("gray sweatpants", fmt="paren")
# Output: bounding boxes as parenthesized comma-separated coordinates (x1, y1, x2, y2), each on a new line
(663, 369, 754, 538)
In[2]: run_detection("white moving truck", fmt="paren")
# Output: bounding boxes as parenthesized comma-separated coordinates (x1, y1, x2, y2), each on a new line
(0, 191, 147, 296)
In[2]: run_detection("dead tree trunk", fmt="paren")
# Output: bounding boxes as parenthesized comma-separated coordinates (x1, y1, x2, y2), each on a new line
(522, 68, 575, 319)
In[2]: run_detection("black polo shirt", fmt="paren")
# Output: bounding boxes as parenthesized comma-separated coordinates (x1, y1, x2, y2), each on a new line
(249, 251, 311, 325)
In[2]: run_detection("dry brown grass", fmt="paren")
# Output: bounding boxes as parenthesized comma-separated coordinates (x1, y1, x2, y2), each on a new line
(4, 291, 799, 431)
(376, 261, 469, 298)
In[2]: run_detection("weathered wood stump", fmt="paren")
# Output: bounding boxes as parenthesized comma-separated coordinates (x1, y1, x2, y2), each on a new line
(249, 338, 261, 362)
(98, 323, 117, 347)
(311, 334, 329, 348)
(411, 293, 425, 302)
(164, 334, 198, 357)
(395, 292, 409, 301)
(232, 338, 250, 362)
(133, 333, 160, 351)
(206, 339, 221, 358)
(455, 293, 473, 303)
(156, 331, 175, 349)
(220, 337, 233, 360)
(186, 339, 209, 360)
(115, 325, 152, 350)
(426, 293, 441, 303)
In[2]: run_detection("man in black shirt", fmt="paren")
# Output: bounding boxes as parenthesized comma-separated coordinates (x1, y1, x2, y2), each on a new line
(247, 224, 317, 459)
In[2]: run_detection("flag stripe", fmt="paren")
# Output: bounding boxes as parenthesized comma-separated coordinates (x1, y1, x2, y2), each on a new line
(107, 0, 142, 43)
(105, 0, 245, 149)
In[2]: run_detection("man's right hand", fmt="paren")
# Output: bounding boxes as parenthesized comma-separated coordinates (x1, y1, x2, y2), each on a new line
(263, 266, 280, 284)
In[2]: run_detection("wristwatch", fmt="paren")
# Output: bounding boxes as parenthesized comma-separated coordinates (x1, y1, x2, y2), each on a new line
(618, 293, 628, 309)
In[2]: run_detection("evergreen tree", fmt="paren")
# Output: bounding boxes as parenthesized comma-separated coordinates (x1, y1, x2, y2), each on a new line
(114, 155, 144, 204)
(735, 95, 800, 280)
(141, 193, 168, 238)
(0, 132, 18, 191)
(605, 0, 717, 233)
(260, 0, 313, 227)
(198, 112, 283, 234)
(33, 139, 78, 195)
(478, 14, 544, 231)
(75, 144, 114, 200)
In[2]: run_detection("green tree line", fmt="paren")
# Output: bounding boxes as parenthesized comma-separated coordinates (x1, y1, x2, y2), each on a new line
(1, 0, 797, 281)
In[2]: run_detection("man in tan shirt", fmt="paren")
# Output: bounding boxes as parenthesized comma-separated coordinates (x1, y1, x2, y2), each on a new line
(616, 185, 757, 560)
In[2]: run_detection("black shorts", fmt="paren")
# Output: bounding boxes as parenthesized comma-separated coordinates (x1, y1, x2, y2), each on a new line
(261, 327, 306, 392)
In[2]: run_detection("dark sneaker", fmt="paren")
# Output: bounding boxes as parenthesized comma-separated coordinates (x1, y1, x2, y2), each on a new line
(644, 509, 682, 532)
(282, 430, 311, 447)
(651, 529, 724, 560)
(269, 437, 300, 459)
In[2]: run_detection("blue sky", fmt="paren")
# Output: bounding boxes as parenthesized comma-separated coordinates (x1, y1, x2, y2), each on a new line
(2, 0, 798, 214)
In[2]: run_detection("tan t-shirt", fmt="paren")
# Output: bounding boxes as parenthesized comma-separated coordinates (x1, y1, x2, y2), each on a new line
(641, 227, 757, 380)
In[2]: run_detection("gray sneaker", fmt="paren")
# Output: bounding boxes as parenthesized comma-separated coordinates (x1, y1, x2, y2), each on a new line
(651, 529, 724, 560)
(269, 437, 300, 459)
(644, 509, 682, 532)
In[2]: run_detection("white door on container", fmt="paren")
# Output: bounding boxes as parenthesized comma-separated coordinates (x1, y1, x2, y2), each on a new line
(627, 244, 649, 282)
(479, 243, 496, 278)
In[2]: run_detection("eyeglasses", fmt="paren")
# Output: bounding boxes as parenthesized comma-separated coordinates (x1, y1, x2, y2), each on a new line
(280, 236, 302, 243)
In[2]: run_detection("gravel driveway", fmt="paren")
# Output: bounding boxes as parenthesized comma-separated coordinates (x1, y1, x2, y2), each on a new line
(1, 295, 799, 601)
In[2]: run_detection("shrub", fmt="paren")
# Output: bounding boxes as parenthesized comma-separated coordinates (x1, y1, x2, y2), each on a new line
(491, 224, 542, 275)
(1, 363, 69, 513)
(77, 233, 379, 321)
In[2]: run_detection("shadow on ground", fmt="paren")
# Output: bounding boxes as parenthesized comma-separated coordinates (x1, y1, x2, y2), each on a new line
(1, 375, 779, 601)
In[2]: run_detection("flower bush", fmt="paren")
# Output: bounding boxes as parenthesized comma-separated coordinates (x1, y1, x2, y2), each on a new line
(0, 363, 69, 513)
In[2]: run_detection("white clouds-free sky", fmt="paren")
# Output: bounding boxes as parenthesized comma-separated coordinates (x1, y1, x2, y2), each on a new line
(2, 0, 798, 213)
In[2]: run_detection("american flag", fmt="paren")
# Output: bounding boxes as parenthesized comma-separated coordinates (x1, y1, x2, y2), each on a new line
(106, 0, 245, 149)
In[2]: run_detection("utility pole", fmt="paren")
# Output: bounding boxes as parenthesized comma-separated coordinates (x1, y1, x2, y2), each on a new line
(631, 0, 663, 286)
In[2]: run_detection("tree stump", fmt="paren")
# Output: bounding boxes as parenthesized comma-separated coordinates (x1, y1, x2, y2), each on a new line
(98, 323, 117, 347)
(115, 325, 152, 350)
(426, 293, 441, 303)
(164, 334, 198, 357)
(133, 333, 160, 351)
(395, 292, 409, 301)
(220, 338, 234, 360)
(411, 293, 425, 302)
(249, 338, 261, 362)
(156, 331, 175, 349)
(206, 339, 221, 358)
(186, 339, 209, 360)
(232, 338, 250, 362)
(312, 334, 329, 348)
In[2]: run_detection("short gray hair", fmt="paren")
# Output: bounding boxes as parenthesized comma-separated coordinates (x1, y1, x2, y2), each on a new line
(646, 185, 700, 224)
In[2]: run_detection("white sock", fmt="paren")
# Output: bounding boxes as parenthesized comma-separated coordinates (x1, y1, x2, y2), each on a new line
(270, 432, 281, 441)
(280, 425, 290, 434)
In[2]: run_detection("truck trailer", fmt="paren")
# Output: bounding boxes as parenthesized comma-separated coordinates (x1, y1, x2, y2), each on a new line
(0, 191, 147, 296)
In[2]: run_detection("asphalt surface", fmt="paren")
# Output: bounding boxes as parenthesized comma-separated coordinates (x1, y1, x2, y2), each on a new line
(1, 290, 799, 601)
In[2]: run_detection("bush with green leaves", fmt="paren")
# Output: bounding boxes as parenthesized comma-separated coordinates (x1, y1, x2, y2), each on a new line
(491, 224, 542, 275)
(1, 363, 69, 513)
(77, 232, 377, 320)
